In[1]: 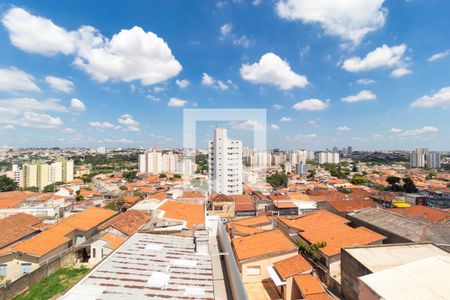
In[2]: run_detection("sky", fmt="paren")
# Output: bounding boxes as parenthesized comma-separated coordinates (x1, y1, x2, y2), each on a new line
(0, 0, 449, 151)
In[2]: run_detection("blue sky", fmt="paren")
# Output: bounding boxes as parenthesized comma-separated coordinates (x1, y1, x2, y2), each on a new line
(0, 0, 449, 150)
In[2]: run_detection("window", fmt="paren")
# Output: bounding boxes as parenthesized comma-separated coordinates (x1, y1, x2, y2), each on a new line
(246, 266, 261, 276)
(214, 205, 224, 211)
(20, 263, 32, 275)
(0, 264, 7, 277)
(92, 248, 96, 258)
(101, 249, 104, 258)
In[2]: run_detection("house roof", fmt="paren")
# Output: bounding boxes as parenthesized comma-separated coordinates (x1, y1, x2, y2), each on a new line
(148, 192, 167, 200)
(0, 213, 42, 248)
(229, 224, 264, 237)
(278, 210, 349, 231)
(387, 206, 449, 223)
(180, 191, 204, 199)
(12, 207, 116, 257)
(232, 229, 297, 261)
(158, 200, 204, 229)
(211, 194, 233, 202)
(294, 274, 331, 300)
(327, 199, 377, 213)
(99, 233, 125, 250)
(231, 195, 255, 211)
(273, 201, 298, 209)
(122, 195, 141, 204)
(273, 255, 312, 280)
(233, 215, 271, 227)
(98, 210, 152, 236)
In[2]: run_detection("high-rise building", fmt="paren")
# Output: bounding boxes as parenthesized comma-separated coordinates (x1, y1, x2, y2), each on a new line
(316, 151, 340, 164)
(18, 159, 73, 190)
(208, 128, 243, 195)
(138, 150, 163, 174)
(426, 151, 441, 169)
(410, 148, 429, 168)
(97, 147, 107, 154)
(295, 163, 309, 175)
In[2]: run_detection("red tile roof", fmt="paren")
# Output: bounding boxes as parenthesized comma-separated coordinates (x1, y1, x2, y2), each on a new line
(233, 215, 271, 227)
(294, 274, 332, 300)
(0, 213, 42, 248)
(274, 255, 312, 280)
(388, 206, 449, 223)
(327, 199, 377, 213)
(158, 200, 204, 229)
(98, 210, 152, 236)
(231, 195, 255, 211)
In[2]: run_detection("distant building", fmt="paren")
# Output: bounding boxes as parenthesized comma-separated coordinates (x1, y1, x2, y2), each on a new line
(317, 151, 339, 164)
(295, 163, 309, 175)
(138, 149, 162, 174)
(208, 128, 243, 195)
(18, 159, 73, 190)
(96, 146, 107, 154)
(410, 148, 441, 169)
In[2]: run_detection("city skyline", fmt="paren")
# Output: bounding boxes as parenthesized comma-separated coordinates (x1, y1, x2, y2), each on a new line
(1, 1, 450, 150)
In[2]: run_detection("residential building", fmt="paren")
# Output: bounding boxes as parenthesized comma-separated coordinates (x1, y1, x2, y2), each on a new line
(316, 151, 339, 164)
(427, 151, 441, 169)
(156, 200, 205, 229)
(340, 243, 450, 300)
(295, 162, 309, 175)
(16, 159, 74, 190)
(410, 148, 441, 169)
(293, 274, 333, 300)
(231, 229, 298, 284)
(208, 194, 235, 218)
(138, 149, 162, 174)
(208, 128, 243, 195)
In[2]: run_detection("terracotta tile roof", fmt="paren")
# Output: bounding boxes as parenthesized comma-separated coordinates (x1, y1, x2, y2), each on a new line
(278, 210, 349, 231)
(273, 201, 298, 209)
(0, 198, 22, 208)
(294, 274, 332, 300)
(388, 206, 449, 223)
(11, 207, 116, 256)
(327, 199, 377, 213)
(99, 233, 125, 250)
(234, 215, 271, 227)
(148, 192, 167, 200)
(158, 200, 204, 229)
(232, 229, 297, 261)
(98, 210, 152, 236)
(308, 189, 371, 202)
(0, 213, 42, 248)
(211, 194, 233, 202)
(231, 195, 256, 212)
(123, 195, 141, 204)
(180, 191, 205, 199)
(273, 255, 312, 280)
(230, 224, 264, 236)
(0, 191, 39, 200)
(288, 193, 311, 201)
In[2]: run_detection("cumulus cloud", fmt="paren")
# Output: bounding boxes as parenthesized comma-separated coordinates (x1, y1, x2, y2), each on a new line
(89, 121, 115, 129)
(70, 98, 86, 112)
(356, 78, 376, 85)
(201, 73, 231, 90)
(400, 126, 438, 136)
(270, 124, 280, 130)
(117, 114, 140, 131)
(273, 104, 283, 110)
(240, 53, 308, 89)
(336, 126, 351, 131)
(276, 0, 387, 45)
(220, 23, 233, 37)
(2, 8, 182, 86)
(410, 87, 450, 108)
(168, 97, 187, 107)
(342, 44, 409, 73)
(0, 67, 40, 93)
(0, 98, 68, 113)
(220, 23, 253, 48)
(230, 120, 265, 131)
(61, 128, 75, 133)
(175, 79, 190, 88)
(291, 133, 317, 140)
(280, 117, 292, 122)
(427, 49, 450, 62)
(22, 112, 62, 128)
(292, 99, 329, 111)
(45, 76, 75, 93)
(391, 67, 411, 78)
(342, 90, 376, 103)
(390, 128, 402, 133)
(202, 73, 216, 86)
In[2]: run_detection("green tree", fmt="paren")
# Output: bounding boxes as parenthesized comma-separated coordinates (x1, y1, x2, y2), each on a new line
(43, 183, 57, 193)
(307, 169, 315, 180)
(159, 173, 167, 178)
(173, 174, 182, 179)
(266, 172, 288, 189)
(297, 240, 327, 261)
(0, 175, 18, 191)
(75, 190, 84, 202)
(386, 176, 403, 191)
(123, 170, 137, 182)
(351, 174, 367, 185)
(402, 177, 418, 193)
(426, 171, 437, 180)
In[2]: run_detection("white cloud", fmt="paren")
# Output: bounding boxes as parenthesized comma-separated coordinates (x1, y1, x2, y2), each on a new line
(0, 98, 68, 112)
(1, 7, 77, 56)
(233, 35, 252, 48)
(220, 23, 233, 37)
(391, 67, 411, 78)
(342, 44, 408, 73)
(400, 126, 438, 136)
(253, 0, 262, 6)
(217, 80, 229, 91)
(372, 134, 383, 139)
(104, 138, 135, 144)
(410, 87, 450, 108)
(291, 133, 317, 140)
(153, 86, 165, 93)
(427, 49, 450, 62)
(270, 124, 280, 130)
(118, 114, 140, 131)
(336, 126, 351, 131)
(89, 121, 114, 129)
(45, 76, 75, 93)
(176, 79, 190, 88)
(273, 104, 283, 110)
(61, 128, 75, 133)
(168, 97, 187, 107)
(2, 8, 182, 86)
(356, 78, 376, 85)
(292, 99, 329, 111)
(230, 120, 265, 131)
(276, 0, 387, 45)
(0, 67, 40, 93)
(202, 73, 216, 86)
(342, 90, 376, 103)
(240, 53, 308, 90)
(2, 125, 15, 130)
(22, 112, 62, 128)
(70, 98, 86, 112)
(390, 128, 402, 133)
(280, 117, 292, 122)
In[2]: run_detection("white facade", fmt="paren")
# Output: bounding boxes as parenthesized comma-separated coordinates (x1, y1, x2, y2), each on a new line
(18, 159, 74, 190)
(410, 148, 440, 169)
(138, 150, 163, 174)
(208, 128, 243, 195)
(426, 151, 441, 169)
(162, 152, 179, 173)
(317, 151, 340, 164)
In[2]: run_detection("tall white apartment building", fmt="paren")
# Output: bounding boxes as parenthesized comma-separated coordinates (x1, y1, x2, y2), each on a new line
(162, 152, 179, 173)
(138, 150, 163, 174)
(208, 128, 243, 195)
(426, 151, 441, 169)
(19, 159, 73, 190)
(317, 151, 340, 164)
(410, 148, 441, 169)
(290, 150, 311, 165)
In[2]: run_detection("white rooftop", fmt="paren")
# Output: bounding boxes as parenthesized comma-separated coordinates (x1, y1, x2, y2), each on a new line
(344, 243, 449, 273)
(359, 255, 450, 300)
